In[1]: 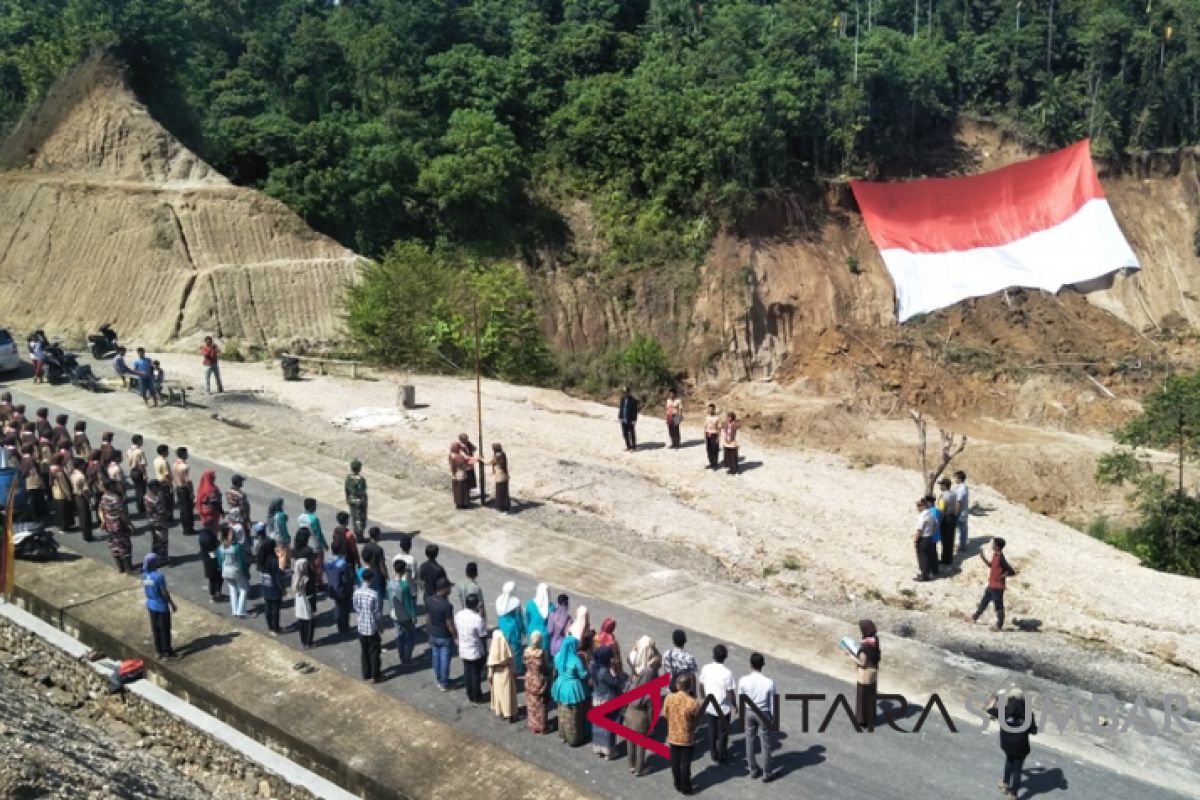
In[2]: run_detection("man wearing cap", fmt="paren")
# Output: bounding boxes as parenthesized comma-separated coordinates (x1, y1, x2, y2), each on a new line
(345, 459, 368, 541)
(142, 553, 178, 659)
(426, 577, 457, 690)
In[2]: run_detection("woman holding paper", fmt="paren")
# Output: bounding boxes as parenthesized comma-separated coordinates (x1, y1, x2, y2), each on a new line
(845, 619, 880, 728)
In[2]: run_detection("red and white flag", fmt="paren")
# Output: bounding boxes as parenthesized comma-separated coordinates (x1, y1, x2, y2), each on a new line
(851, 140, 1139, 322)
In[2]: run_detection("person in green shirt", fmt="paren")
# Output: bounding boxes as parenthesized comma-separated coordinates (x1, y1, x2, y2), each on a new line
(388, 555, 418, 664)
(344, 459, 368, 540)
(456, 561, 486, 624)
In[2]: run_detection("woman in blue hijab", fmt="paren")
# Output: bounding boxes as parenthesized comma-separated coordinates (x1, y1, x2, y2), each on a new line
(552, 634, 590, 746)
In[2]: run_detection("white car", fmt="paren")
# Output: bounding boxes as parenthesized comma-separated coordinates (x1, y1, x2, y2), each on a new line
(0, 328, 21, 374)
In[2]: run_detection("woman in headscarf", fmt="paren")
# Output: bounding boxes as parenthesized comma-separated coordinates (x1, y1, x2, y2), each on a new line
(197, 508, 223, 603)
(495, 581, 526, 675)
(99, 479, 133, 573)
(546, 594, 571, 659)
(487, 627, 519, 722)
(551, 633, 590, 746)
(255, 523, 285, 635)
(850, 619, 881, 728)
(449, 442, 471, 509)
(195, 469, 223, 534)
(524, 583, 552, 650)
(523, 630, 550, 734)
(569, 605, 594, 669)
(624, 636, 662, 776)
(595, 617, 623, 675)
(267, 498, 290, 571)
(488, 443, 511, 513)
(590, 645, 627, 759)
(291, 528, 318, 649)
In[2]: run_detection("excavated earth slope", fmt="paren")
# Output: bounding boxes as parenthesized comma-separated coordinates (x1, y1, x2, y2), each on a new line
(0, 52, 358, 349)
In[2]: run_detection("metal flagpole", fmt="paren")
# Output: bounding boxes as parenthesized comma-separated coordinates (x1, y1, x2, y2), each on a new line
(473, 296, 486, 506)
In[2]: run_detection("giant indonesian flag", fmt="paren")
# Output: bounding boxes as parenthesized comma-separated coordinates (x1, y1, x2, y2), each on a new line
(850, 140, 1140, 322)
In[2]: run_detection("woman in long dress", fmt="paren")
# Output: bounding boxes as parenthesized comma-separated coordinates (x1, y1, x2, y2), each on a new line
(569, 605, 593, 669)
(551, 635, 590, 746)
(590, 646, 627, 759)
(524, 583, 552, 649)
(594, 617, 622, 675)
(291, 529, 317, 649)
(488, 443, 511, 513)
(624, 636, 662, 776)
(850, 619, 880, 728)
(449, 443, 471, 509)
(524, 631, 550, 734)
(496, 581, 526, 675)
(722, 411, 742, 475)
(488, 629, 519, 722)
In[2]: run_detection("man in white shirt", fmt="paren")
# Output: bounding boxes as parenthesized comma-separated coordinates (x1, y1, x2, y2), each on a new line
(737, 652, 777, 783)
(953, 471, 970, 550)
(454, 593, 489, 703)
(698, 644, 737, 763)
(913, 497, 938, 582)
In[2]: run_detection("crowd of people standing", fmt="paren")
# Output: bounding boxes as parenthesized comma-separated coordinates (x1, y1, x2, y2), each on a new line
(1, 378, 1034, 797)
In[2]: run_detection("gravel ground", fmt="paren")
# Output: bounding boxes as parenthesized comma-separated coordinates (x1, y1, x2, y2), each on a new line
(151, 355, 1199, 710)
(0, 618, 318, 800)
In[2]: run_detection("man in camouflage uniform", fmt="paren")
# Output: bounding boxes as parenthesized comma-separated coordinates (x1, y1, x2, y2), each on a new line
(345, 459, 368, 542)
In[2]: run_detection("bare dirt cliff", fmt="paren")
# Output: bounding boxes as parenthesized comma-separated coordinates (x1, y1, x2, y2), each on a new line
(530, 120, 1199, 431)
(0, 52, 359, 350)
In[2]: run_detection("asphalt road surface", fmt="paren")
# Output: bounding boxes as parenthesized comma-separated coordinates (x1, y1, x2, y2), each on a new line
(6, 385, 1191, 800)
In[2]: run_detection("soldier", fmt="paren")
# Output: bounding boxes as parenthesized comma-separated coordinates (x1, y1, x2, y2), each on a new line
(345, 459, 368, 541)
(143, 479, 170, 566)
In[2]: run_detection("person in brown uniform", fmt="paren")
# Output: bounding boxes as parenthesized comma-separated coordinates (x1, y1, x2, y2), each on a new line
(449, 442, 471, 509)
(126, 435, 148, 516)
(70, 459, 93, 542)
(173, 447, 195, 536)
(72, 421, 91, 460)
(21, 445, 48, 523)
(49, 453, 74, 533)
(153, 444, 174, 523)
(487, 443, 511, 513)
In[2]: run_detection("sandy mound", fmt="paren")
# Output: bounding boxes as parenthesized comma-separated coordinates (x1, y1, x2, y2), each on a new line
(0, 52, 357, 349)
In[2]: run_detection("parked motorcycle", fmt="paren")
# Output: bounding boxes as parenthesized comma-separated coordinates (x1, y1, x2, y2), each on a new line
(39, 341, 101, 391)
(87, 324, 119, 360)
(13, 520, 58, 561)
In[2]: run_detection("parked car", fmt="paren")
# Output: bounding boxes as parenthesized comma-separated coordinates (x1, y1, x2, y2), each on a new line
(0, 328, 20, 374)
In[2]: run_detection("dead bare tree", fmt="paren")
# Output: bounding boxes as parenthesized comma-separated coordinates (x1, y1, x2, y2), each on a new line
(911, 410, 968, 495)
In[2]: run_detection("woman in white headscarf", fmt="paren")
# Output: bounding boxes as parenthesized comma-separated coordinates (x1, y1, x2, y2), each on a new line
(495, 581, 526, 675)
(487, 626, 518, 722)
(569, 605, 593, 668)
(624, 635, 662, 777)
(524, 582, 552, 648)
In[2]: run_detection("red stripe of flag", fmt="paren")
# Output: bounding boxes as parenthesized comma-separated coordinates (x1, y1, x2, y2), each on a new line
(850, 140, 1104, 254)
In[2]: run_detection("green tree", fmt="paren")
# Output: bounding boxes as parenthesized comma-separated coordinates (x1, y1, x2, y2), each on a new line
(1095, 370, 1200, 576)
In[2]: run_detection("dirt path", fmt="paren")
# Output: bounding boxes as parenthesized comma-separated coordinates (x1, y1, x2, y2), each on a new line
(152, 355, 1200, 687)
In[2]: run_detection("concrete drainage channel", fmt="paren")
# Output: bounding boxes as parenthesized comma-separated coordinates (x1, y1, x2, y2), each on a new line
(0, 599, 357, 800)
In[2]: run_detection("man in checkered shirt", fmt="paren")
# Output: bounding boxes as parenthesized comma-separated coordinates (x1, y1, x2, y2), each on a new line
(354, 569, 383, 683)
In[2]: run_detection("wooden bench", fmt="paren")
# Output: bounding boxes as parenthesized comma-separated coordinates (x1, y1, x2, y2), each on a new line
(279, 353, 362, 379)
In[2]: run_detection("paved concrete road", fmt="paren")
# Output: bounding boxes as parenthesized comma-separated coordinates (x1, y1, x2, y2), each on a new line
(6, 386, 1192, 800)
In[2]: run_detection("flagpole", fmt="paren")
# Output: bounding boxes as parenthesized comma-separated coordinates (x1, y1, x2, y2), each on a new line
(473, 297, 486, 506)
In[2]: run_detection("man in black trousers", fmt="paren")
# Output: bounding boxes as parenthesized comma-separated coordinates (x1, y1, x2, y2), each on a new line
(618, 386, 639, 451)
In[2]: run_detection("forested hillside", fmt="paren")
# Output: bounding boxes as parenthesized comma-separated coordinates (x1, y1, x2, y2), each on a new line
(3, 0, 1198, 263)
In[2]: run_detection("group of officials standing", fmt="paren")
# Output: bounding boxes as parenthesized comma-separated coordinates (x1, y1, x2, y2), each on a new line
(617, 387, 744, 474)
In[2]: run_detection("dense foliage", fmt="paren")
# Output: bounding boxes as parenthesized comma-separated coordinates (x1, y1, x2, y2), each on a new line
(3, 0, 1199, 263)
(345, 241, 555, 381)
(1095, 371, 1200, 577)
